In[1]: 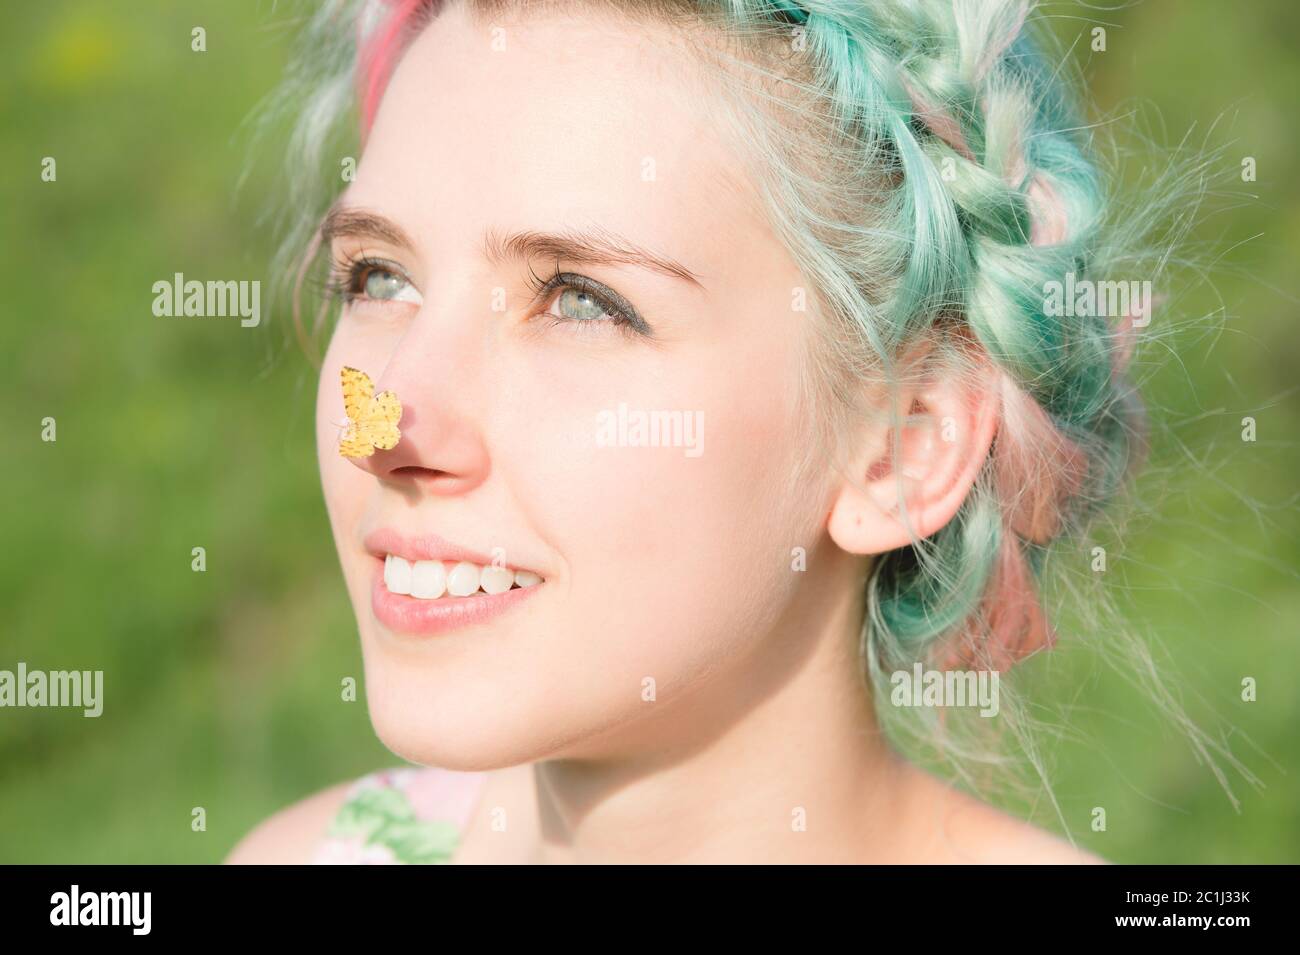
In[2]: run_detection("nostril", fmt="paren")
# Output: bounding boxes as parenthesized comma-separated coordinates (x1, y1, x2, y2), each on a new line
(387, 466, 463, 489)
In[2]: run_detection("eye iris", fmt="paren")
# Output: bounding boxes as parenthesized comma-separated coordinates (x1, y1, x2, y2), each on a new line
(558, 288, 610, 321)
(364, 269, 404, 300)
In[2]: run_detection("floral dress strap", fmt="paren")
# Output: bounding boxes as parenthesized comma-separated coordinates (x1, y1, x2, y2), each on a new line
(311, 766, 490, 864)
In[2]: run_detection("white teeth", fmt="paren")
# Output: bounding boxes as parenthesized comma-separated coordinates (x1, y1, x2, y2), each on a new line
(446, 561, 482, 597)
(410, 560, 447, 599)
(384, 555, 413, 596)
(383, 555, 544, 598)
(479, 565, 514, 595)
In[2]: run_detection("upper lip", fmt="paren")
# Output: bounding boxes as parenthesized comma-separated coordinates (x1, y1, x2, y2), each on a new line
(363, 528, 539, 574)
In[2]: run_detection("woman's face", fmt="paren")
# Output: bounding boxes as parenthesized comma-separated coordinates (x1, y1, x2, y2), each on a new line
(316, 2, 834, 768)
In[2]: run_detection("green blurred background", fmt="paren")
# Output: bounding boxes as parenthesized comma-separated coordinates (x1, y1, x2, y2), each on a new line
(1, 1, 1296, 863)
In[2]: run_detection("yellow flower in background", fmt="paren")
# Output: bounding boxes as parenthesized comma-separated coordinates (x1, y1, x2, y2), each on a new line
(30, 11, 120, 93)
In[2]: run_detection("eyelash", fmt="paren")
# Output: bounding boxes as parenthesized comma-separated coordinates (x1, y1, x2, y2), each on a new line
(325, 252, 651, 337)
(523, 261, 650, 336)
(324, 252, 405, 306)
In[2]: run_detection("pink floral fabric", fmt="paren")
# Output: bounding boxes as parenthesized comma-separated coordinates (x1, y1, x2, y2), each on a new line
(310, 766, 489, 865)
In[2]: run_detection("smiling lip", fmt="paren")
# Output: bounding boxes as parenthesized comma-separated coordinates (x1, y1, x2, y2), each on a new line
(362, 528, 543, 637)
(369, 566, 540, 636)
(363, 528, 513, 567)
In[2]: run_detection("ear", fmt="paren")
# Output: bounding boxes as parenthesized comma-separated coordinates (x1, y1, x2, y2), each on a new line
(827, 338, 1001, 556)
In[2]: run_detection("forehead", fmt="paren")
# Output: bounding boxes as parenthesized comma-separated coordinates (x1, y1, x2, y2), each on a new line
(353, 2, 763, 272)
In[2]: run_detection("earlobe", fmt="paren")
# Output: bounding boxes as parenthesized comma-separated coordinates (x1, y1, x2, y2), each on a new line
(827, 356, 1001, 556)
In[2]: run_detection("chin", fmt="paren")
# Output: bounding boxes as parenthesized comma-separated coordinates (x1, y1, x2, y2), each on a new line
(365, 697, 531, 771)
(357, 653, 569, 771)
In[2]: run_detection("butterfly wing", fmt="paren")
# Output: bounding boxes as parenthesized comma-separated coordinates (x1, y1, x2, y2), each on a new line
(338, 429, 376, 458)
(340, 366, 374, 423)
(359, 389, 403, 451)
(338, 367, 403, 457)
(340, 366, 378, 457)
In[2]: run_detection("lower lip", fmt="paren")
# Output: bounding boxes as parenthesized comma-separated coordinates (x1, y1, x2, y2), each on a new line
(369, 559, 541, 636)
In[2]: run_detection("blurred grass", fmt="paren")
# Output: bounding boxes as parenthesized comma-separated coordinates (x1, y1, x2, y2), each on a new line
(0, 0, 1296, 863)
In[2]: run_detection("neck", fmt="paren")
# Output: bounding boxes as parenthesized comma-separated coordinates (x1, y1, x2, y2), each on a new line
(530, 551, 916, 864)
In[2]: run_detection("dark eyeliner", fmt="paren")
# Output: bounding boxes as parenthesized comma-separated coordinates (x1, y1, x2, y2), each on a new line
(326, 253, 410, 304)
(525, 262, 653, 336)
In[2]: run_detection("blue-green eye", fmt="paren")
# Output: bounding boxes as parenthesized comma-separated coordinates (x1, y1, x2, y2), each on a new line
(555, 287, 619, 322)
(364, 268, 414, 301)
(529, 268, 652, 336)
(360, 262, 421, 304)
(329, 256, 422, 306)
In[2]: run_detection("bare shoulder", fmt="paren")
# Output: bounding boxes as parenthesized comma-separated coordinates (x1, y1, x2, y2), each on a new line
(968, 807, 1110, 864)
(223, 779, 356, 865)
(904, 765, 1108, 865)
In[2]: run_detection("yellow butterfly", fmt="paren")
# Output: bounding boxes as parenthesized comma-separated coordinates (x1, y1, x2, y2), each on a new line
(338, 366, 403, 458)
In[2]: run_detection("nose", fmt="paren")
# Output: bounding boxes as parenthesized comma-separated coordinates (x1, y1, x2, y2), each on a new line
(343, 313, 490, 496)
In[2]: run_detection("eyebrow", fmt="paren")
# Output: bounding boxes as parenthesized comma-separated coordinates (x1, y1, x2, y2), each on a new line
(319, 205, 704, 290)
(320, 206, 416, 250)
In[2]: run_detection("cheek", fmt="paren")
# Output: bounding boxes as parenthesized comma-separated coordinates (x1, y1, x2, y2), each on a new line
(497, 326, 813, 682)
